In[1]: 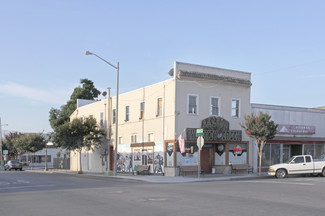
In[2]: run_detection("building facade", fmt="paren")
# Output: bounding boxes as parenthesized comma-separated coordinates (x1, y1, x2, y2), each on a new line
(252, 104, 325, 171)
(69, 62, 252, 175)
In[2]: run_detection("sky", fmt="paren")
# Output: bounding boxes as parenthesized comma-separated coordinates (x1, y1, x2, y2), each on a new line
(1, 0, 325, 134)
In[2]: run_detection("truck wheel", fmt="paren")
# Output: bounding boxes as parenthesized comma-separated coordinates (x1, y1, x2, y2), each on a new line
(276, 169, 287, 179)
(321, 168, 325, 177)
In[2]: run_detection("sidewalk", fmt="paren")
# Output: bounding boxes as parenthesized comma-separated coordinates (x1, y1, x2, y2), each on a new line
(24, 168, 270, 183)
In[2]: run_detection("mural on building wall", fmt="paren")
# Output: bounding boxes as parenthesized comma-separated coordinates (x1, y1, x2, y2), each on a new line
(153, 153, 164, 175)
(117, 153, 133, 173)
(166, 142, 174, 167)
(116, 142, 165, 174)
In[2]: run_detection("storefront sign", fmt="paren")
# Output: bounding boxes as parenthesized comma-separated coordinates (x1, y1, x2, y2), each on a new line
(187, 128, 242, 142)
(233, 145, 243, 155)
(277, 124, 316, 135)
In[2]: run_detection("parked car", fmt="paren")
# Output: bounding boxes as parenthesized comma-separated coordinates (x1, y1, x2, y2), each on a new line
(268, 155, 325, 178)
(4, 160, 23, 171)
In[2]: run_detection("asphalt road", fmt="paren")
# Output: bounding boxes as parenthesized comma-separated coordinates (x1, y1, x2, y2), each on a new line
(1, 171, 325, 216)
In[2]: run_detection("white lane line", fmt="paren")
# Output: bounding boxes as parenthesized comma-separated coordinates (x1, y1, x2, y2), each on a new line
(0, 184, 56, 190)
(245, 180, 314, 186)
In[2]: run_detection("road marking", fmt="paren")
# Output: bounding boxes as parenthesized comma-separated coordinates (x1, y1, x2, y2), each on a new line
(0, 181, 10, 186)
(245, 180, 314, 186)
(0, 184, 56, 190)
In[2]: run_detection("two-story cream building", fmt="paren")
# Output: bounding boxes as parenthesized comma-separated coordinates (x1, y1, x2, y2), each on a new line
(70, 61, 252, 175)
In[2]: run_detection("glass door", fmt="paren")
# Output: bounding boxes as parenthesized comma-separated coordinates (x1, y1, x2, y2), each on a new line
(282, 145, 290, 163)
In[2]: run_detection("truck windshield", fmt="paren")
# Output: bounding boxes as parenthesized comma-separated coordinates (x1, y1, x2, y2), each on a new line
(288, 157, 295, 164)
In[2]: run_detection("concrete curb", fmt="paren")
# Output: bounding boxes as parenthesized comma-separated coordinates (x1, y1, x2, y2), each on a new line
(24, 169, 270, 183)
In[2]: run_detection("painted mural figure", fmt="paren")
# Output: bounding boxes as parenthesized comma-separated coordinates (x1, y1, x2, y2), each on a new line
(154, 153, 164, 175)
(117, 153, 133, 173)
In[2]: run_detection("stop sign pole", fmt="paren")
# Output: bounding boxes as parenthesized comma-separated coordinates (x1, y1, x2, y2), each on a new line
(197, 131, 204, 179)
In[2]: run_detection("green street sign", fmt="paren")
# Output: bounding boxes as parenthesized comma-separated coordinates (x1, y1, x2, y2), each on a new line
(196, 128, 203, 137)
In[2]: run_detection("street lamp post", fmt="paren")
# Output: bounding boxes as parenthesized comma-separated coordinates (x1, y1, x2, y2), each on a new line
(44, 142, 54, 171)
(85, 51, 119, 176)
(0, 117, 9, 170)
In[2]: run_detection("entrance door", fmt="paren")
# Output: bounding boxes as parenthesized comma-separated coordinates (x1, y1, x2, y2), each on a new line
(200, 147, 212, 173)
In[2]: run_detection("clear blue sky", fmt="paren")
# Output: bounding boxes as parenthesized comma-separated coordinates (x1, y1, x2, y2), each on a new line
(1, 0, 325, 134)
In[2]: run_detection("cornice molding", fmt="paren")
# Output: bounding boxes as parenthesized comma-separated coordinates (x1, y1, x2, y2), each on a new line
(177, 70, 252, 86)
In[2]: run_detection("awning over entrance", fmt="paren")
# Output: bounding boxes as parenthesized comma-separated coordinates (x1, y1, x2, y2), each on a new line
(130, 142, 155, 148)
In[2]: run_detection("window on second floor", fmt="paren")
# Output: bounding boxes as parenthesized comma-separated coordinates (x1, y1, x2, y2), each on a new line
(156, 98, 163, 117)
(100, 112, 104, 126)
(231, 99, 240, 117)
(112, 109, 116, 124)
(210, 97, 220, 116)
(148, 133, 154, 142)
(140, 102, 145, 119)
(131, 134, 137, 143)
(188, 95, 198, 114)
(125, 106, 129, 122)
(118, 137, 123, 144)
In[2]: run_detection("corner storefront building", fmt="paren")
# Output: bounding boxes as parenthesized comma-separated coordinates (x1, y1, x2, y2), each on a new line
(69, 61, 253, 175)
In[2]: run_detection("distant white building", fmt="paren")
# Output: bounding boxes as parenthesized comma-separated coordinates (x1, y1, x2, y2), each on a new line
(20, 147, 68, 168)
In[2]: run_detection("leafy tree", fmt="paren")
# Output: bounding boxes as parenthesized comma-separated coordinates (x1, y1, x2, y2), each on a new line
(53, 117, 105, 173)
(14, 133, 47, 168)
(49, 79, 101, 130)
(240, 112, 278, 176)
(2, 132, 22, 158)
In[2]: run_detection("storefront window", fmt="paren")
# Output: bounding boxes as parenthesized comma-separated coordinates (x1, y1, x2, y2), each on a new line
(261, 144, 271, 167)
(229, 143, 247, 164)
(271, 144, 281, 165)
(215, 144, 225, 165)
(304, 144, 314, 156)
(315, 144, 324, 158)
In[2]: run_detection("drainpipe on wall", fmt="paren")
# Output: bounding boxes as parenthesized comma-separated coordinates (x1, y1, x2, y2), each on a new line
(107, 88, 111, 173)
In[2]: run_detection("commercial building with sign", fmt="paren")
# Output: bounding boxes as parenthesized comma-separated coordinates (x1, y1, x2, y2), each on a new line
(252, 103, 325, 171)
(69, 61, 252, 175)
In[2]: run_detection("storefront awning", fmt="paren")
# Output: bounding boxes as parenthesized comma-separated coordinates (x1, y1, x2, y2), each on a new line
(130, 142, 155, 148)
(269, 136, 325, 144)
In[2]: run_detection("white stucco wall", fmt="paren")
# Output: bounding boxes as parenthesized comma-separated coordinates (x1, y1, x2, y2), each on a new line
(174, 62, 251, 140)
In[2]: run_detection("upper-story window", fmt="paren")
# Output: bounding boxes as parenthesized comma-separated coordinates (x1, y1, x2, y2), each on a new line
(148, 133, 154, 142)
(140, 102, 145, 119)
(188, 95, 198, 114)
(100, 112, 104, 126)
(210, 97, 220, 116)
(156, 98, 163, 117)
(131, 134, 137, 143)
(112, 109, 116, 124)
(125, 105, 130, 122)
(231, 99, 240, 117)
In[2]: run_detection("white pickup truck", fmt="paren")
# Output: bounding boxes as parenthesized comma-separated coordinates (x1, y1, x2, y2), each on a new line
(268, 155, 325, 178)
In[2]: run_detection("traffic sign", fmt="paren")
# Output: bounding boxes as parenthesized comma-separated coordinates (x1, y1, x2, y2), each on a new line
(197, 136, 204, 150)
(196, 128, 204, 137)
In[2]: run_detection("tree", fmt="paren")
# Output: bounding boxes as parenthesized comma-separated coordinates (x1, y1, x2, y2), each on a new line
(2, 132, 22, 158)
(49, 79, 101, 130)
(14, 133, 47, 169)
(53, 117, 105, 173)
(240, 112, 278, 176)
